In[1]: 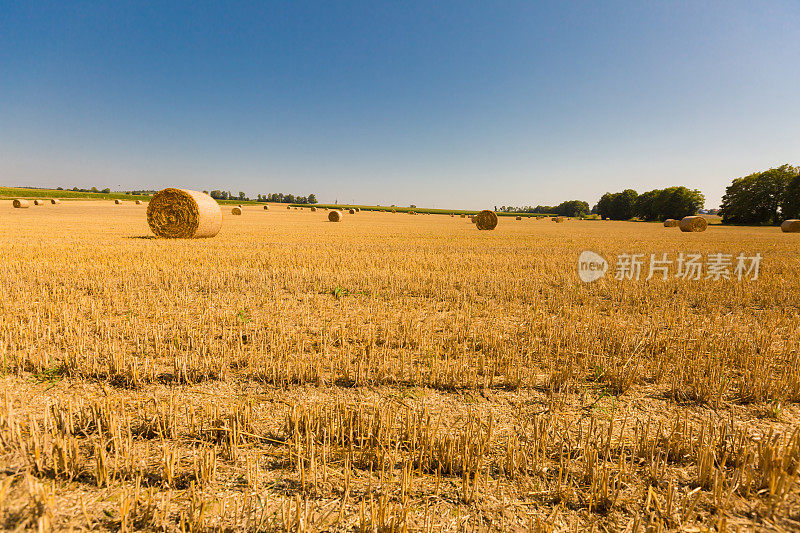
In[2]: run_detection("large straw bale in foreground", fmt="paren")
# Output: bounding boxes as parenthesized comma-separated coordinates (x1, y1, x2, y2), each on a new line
(781, 220, 800, 233)
(475, 210, 498, 230)
(12, 199, 30, 209)
(328, 210, 342, 222)
(147, 188, 222, 239)
(664, 219, 679, 227)
(679, 216, 708, 232)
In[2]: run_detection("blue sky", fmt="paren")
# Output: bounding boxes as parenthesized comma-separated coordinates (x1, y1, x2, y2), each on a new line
(1, 1, 798, 209)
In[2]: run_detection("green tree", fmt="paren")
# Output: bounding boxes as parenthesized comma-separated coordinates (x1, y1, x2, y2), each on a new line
(596, 193, 615, 219)
(634, 190, 660, 221)
(555, 200, 590, 217)
(781, 172, 800, 220)
(720, 165, 797, 224)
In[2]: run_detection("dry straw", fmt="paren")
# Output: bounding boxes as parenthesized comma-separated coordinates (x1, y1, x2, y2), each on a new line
(781, 219, 800, 233)
(33, 199, 42, 205)
(263, 205, 269, 210)
(287, 205, 291, 210)
(311, 206, 316, 212)
(328, 210, 342, 222)
(475, 210, 498, 230)
(664, 219, 679, 227)
(50, 199, 60, 205)
(146, 188, 222, 239)
(348, 209, 356, 214)
(679, 216, 708, 232)
(516, 216, 522, 220)
(231, 207, 242, 215)
(12, 199, 30, 209)
(551, 216, 565, 223)
(135, 200, 142, 205)
(115, 199, 122, 204)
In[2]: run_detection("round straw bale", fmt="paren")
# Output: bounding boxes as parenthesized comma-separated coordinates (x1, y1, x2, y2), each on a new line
(146, 188, 222, 238)
(460, 214, 465, 218)
(33, 199, 42, 205)
(328, 210, 342, 222)
(135, 200, 142, 205)
(348, 209, 356, 214)
(781, 219, 800, 233)
(516, 216, 522, 221)
(474, 210, 498, 230)
(664, 219, 679, 227)
(114, 199, 122, 204)
(679, 216, 708, 232)
(12, 199, 30, 208)
(263, 205, 269, 210)
(287, 205, 291, 210)
(231, 207, 242, 215)
(551, 216, 564, 223)
(50, 199, 60, 205)
(311, 206, 316, 212)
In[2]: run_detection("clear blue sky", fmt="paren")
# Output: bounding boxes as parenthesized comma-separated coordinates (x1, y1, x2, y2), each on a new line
(1, 1, 798, 209)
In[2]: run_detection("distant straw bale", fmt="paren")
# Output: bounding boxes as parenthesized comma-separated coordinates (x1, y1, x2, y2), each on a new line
(33, 199, 42, 206)
(231, 207, 242, 215)
(328, 210, 342, 222)
(781, 220, 800, 233)
(664, 219, 679, 227)
(135, 200, 142, 205)
(311, 206, 316, 212)
(679, 216, 708, 232)
(263, 205, 269, 210)
(115, 199, 122, 204)
(50, 199, 60, 205)
(146, 188, 222, 239)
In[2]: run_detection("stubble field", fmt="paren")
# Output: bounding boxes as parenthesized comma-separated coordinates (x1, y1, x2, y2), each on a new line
(0, 200, 798, 532)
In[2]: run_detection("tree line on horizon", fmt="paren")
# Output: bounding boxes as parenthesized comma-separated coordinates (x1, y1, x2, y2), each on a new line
(496, 200, 591, 218)
(38, 164, 800, 224)
(204, 191, 317, 204)
(595, 187, 705, 221)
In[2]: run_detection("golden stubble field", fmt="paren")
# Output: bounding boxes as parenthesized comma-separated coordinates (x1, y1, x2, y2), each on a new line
(0, 200, 798, 532)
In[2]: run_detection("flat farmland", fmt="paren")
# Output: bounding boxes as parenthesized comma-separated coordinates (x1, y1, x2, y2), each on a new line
(1, 200, 798, 531)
